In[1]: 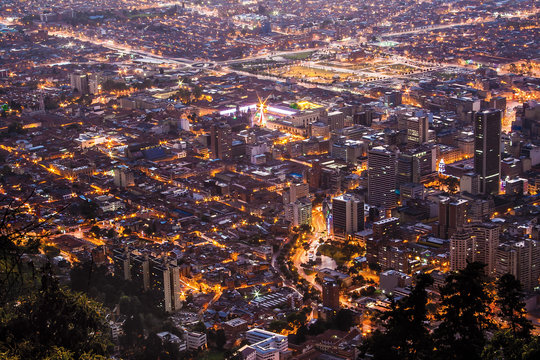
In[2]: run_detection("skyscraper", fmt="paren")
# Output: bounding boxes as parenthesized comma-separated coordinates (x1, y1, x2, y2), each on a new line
(368, 146, 397, 209)
(322, 281, 340, 310)
(450, 228, 473, 271)
(396, 146, 437, 186)
(406, 116, 429, 145)
(470, 222, 500, 277)
(114, 165, 135, 188)
(285, 197, 312, 227)
(210, 122, 232, 160)
(474, 110, 502, 195)
(70, 72, 89, 94)
(332, 193, 364, 239)
(283, 181, 310, 204)
(436, 197, 468, 239)
(496, 239, 540, 292)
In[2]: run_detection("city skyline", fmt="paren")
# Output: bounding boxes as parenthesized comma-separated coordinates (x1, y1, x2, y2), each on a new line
(0, 1, 539, 360)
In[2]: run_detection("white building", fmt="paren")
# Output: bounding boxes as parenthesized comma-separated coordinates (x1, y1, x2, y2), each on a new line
(185, 331, 207, 350)
(285, 197, 312, 227)
(75, 133, 107, 149)
(157, 331, 187, 352)
(242, 328, 289, 360)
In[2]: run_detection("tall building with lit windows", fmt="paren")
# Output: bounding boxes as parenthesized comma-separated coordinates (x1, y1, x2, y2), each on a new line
(332, 193, 364, 239)
(450, 228, 473, 272)
(435, 197, 469, 240)
(470, 222, 500, 277)
(285, 197, 312, 227)
(70, 72, 89, 94)
(210, 122, 232, 160)
(322, 280, 340, 310)
(406, 116, 429, 145)
(368, 146, 397, 209)
(496, 239, 540, 292)
(474, 110, 502, 195)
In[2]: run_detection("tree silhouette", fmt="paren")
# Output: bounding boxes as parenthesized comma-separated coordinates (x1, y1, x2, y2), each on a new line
(0, 199, 112, 359)
(433, 262, 492, 360)
(495, 273, 532, 338)
(0, 194, 43, 305)
(481, 274, 535, 359)
(0, 268, 112, 358)
(362, 273, 434, 359)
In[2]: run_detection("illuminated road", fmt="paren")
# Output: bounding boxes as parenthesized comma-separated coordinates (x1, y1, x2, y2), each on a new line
(379, 9, 540, 38)
(47, 30, 194, 65)
(379, 20, 479, 38)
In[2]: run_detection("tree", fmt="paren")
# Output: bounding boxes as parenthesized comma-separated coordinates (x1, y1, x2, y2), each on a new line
(101, 79, 128, 92)
(522, 336, 540, 360)
(495, 273, 532, 338)
(295, 325, 307, 343)
(44, 96, 60, 110)
(44, 245, 61, 257)
(433, 262, 492, 360)
(362, 273, 434, 360)
(482, 274, 536, 360)
(0, 270, 112, 359)
(0, 196, 42, 305)
(7, 122, 24, 134)
(482, 330, 530, 360)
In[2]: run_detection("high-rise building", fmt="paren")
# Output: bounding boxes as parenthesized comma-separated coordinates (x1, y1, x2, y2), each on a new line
(332, 193, 364, 238)
(113, 249, 182, 312)
(474, 110, 502, 195)
(283, 181, 309, 204)
(460, 172, 480, 195)
(450, 228, 474, 271)
(149, 257, 183, 313)
(470, 222, 500, 276)
(210, 122, 232, 160)
(285, 198, 312, 227)
(450, 222, 501, 275)
(436, 197, 468, 239)
(397, 146, 436, 186)
(384, 91, 402, 107)
(331, 138, 365, 164)
(496, 239, 540, 292)
(309, 159, 322, 189)
(353, 108, 373, 126)
(399, 183, 424, 202)
(114, 165, 135, 188)
(406, 116, 429, 145)
(186, 331, 207, 350)
(88, 73, 102, 95)
(378, 240, 410, 273)
(368, 146, 397, 209)
(322, 281, 340, 310)
(372, 217, 400, 240)
(70, 73, 89, 94)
